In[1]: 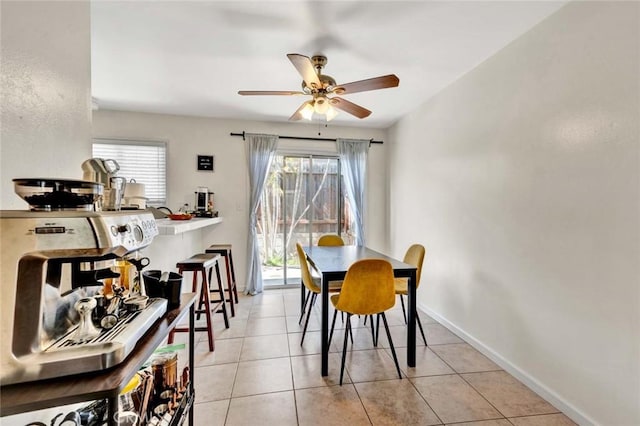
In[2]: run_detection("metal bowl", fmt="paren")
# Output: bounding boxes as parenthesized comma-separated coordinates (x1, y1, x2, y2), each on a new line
(13, 178, 104, 211)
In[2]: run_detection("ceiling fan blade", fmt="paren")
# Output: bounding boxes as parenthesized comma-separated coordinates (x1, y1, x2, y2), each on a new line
(287, 53, 322, 89)
(238, 90, 305, 96)
(332, 74, 399, 95)
(289, 100, 313, 121)
(330, 97, 371, 119)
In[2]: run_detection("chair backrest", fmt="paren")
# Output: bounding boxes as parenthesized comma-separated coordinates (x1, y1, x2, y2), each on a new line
(403, 244, 426, 287)
(336, 259, 395, 315)
(296, 243, 320, 293)
(317, 234, 345, 246)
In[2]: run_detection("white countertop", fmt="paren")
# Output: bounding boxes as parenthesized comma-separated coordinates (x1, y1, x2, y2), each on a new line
(155, 216, 223, 235)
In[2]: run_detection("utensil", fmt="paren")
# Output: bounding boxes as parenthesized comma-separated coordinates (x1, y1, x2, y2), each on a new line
(72, 298, 101, 343)
(126, 256, 150, 295)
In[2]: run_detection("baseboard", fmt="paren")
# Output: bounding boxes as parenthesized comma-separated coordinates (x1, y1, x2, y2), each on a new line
(419, 303, 596, 426)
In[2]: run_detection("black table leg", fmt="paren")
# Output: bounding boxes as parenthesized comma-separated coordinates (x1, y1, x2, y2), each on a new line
(407, 270, 417, 367)
(188, 302, 195, 425)
(321, 275, 329, 376)
(107, 396, 117, 426)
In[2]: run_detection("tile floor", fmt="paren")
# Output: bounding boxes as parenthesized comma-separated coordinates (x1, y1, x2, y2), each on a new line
(178, 288, 577, 426)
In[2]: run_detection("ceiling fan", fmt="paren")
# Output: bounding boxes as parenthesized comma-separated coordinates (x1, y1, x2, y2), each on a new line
(238, 53, 399, 121)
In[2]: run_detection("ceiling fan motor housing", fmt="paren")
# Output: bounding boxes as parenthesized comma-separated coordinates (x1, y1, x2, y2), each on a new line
(302, 74, 336, 94)
(301, 55, 337, 95)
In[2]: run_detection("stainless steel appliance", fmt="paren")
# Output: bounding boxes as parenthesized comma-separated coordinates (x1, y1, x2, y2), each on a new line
(13, 178, 104, 211)
(195, 186, 213, 212)
(81, 158, 126, 211)
(194, 186, 216, 217)
(0, 209, 165, 385)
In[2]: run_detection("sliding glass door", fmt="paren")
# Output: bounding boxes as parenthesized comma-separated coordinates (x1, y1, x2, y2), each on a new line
(257, 154, 353, 287)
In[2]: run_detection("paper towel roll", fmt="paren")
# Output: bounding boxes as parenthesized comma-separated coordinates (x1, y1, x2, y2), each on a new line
(124, 182, 145, 198)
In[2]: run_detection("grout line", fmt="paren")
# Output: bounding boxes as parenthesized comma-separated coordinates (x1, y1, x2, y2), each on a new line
(196, 291, 569, 425)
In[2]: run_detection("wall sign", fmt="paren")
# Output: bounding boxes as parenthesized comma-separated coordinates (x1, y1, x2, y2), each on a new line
(197, 155, 214, 171)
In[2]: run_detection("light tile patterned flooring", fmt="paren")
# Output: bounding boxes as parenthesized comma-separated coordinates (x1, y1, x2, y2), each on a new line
(182, 288, 576, 426)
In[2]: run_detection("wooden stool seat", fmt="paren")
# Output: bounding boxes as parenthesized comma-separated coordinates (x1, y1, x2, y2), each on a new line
(177, 253, 220, 269)
(205, 244, 238, 316)
(207, 243, 232, 251)
(168, 253, 229, 352)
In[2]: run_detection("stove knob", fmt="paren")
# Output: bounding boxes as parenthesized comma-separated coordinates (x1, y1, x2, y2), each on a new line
(116, 224, 131, 234)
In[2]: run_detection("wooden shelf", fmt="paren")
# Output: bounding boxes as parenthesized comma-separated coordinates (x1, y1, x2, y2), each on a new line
(0, 293, 197, 417)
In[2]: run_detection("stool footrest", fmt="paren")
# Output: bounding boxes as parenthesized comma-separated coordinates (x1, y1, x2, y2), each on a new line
(174, 326, 210, 333)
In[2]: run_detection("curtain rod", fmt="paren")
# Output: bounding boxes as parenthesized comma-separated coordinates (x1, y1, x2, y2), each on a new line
(230, 131, 383, 145)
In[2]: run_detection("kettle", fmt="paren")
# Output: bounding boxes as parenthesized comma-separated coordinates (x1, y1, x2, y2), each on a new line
(81, 158, 126, 210)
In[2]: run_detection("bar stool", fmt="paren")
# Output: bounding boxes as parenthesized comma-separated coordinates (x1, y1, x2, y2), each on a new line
(205, 244, 238, 317)
(168, 253, 229, 351)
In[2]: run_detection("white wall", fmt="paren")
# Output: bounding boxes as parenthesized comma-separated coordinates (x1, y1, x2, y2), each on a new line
(92, 111, 388, 288)
(0, 2, 92, 422)
(388, 2, 639, 425)
(0, 1, 92, 209)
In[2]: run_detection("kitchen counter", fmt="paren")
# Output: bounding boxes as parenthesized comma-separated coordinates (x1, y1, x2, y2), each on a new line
(155, 216, 223, 235)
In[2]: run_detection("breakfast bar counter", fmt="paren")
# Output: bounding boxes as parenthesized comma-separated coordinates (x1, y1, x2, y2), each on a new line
(155, 217, 223, 235)
(145, 216, 224, 273)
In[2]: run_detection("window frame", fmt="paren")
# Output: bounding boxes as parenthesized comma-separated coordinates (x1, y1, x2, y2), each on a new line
(91, 138, 168, 206)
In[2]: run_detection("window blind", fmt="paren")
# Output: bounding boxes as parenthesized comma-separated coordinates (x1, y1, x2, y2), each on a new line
(92, 139, 167, 205)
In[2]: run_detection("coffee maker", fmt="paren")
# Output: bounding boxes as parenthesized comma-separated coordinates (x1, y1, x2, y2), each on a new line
(81, 158, 126, 211)
(194, 186, 216, 217)
(0, 209, 166, 385)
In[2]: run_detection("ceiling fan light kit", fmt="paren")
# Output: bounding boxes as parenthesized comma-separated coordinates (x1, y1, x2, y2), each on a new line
(238, 53, 399, 122)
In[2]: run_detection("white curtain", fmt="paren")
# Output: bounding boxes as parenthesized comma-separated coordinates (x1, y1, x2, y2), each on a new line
(245, 133, 279, 295)
(337, 138, 369, 246)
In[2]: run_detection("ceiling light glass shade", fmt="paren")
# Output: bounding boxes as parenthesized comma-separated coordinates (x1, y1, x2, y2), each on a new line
(325, 106, 338, 121)
(300, 102, 314, 120)
(314, 96, 329, 114)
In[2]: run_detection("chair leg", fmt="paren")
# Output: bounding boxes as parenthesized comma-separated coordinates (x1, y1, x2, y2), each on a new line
(329, 308, 338, 348)
(369, 315, 377, 347)
(222, 253, 236, 316)
(340, 313, 352, 386)
(417, 313, 428, 346)
(381, 312, 402, 380)
(399, 295, 407, 324)
(213, 262, 230, 329)
(195, 272, 204, 321)
(228, 250, 239, 303)
(299, 289, 311, 325)
(300, 292, 316, 345)
(200, 270, 215, 352)
(215, 257, 235, 318)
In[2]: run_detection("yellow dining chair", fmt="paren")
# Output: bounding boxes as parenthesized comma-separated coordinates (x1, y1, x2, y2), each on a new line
(296, 243, 341, 345)
(299, 234, 345, 326)
(396, 244, 428, 345)
(329, 259, 402, 385)
(317, 233, 345, 246)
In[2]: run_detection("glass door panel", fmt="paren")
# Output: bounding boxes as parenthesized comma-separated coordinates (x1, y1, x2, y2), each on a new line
(259, 154, 350, 287)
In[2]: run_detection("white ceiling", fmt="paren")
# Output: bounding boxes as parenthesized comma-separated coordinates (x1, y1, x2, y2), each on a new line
(91, 1, 566, 129)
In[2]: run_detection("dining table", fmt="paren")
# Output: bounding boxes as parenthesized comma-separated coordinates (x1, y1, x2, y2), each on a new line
(302, 245, 418, 376)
